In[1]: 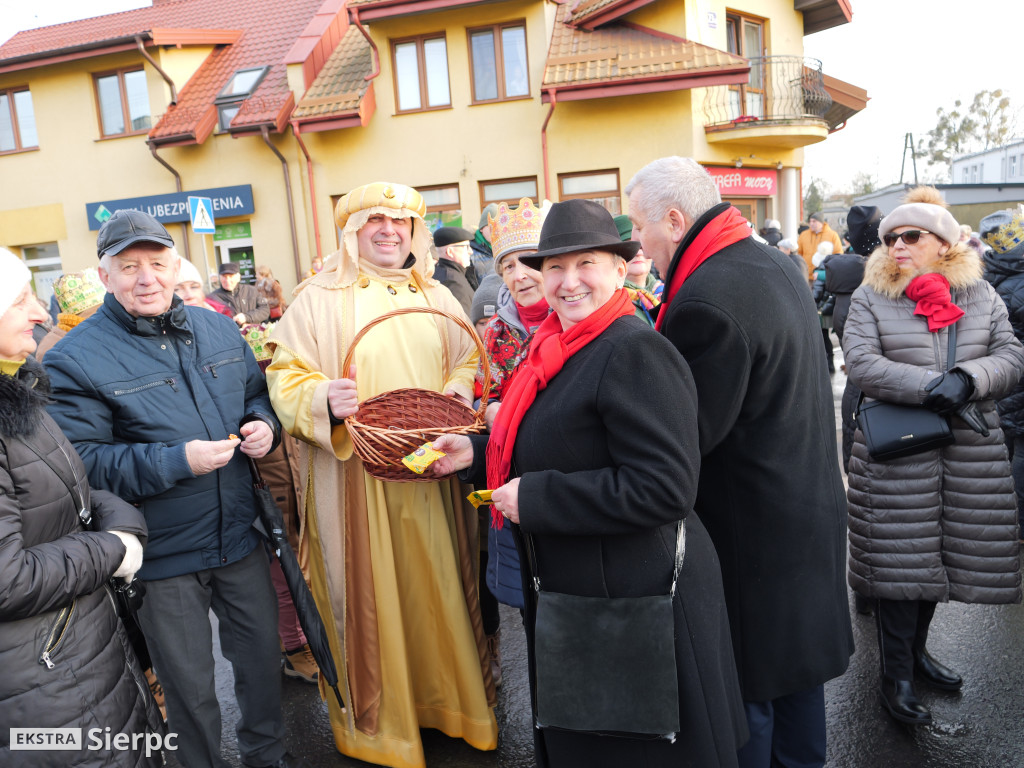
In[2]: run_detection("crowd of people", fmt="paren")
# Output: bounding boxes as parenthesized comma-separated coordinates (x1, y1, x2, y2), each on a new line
(0, 159, 1021, 768)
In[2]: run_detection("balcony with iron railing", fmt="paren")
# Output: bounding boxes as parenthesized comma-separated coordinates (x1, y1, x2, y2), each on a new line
(703, 55, 833, 149)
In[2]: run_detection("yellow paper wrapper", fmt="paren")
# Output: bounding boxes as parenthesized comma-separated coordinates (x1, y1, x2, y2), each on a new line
(401, 442, 446, 474)
(466, 489, 494, 508)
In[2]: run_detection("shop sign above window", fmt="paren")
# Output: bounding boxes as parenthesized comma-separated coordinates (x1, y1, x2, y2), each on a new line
(704, 167, 777, 196)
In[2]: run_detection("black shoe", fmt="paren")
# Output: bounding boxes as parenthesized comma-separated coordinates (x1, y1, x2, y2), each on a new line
(827, 358, 836, 374)
(880, 678, 932, 725)
(914, 649, 963, 691)
(854, 592, 873, 616)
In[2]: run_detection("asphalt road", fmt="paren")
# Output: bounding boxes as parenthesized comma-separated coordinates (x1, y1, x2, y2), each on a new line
(186, 343, 1024, 768)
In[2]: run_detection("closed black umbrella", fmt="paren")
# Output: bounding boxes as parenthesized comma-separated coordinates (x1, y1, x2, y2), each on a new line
(248, 457, 345, 709)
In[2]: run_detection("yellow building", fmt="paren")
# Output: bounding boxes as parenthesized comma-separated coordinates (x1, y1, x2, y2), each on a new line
(0, 0, 865, 302)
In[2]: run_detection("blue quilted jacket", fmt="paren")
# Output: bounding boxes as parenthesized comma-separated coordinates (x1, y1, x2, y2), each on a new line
(43, 293, 280, 580)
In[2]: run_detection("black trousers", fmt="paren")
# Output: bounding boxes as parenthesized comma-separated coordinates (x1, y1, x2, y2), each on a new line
(874, 598, 937, 680)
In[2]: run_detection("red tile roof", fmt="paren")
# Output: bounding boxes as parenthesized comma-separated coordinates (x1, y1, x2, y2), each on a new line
(544, 3, 748, 95)
(0, 0, 332, 144)
(292, 24, 373, 122)
(568, 0, 656, 29)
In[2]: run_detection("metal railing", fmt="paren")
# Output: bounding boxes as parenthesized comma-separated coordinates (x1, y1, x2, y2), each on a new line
(703, 55, 831, 129)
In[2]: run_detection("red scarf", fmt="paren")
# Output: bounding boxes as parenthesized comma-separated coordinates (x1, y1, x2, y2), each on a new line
(905, 273, 964, 332)
(516, 296, 550, 329)
(485, 288, 635, 528)
(655, 205, 751, 331)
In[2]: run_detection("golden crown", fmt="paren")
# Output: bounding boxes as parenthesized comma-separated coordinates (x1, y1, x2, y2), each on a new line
(54, 268, 105, 316)
(982, 209, 1024, 254)
(489, 198, 545, 264)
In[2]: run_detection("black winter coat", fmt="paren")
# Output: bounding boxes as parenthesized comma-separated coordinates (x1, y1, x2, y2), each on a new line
(658, 204, 854, 702)
(430, 258, 475, 316)
(824, 252, 867, 339)
(43, 293, 280, 580)
(468, 316, 747, 768)
(983, 243, 1024, 438)
(0, 360, 161, 766)
(209, 282, 270, 324)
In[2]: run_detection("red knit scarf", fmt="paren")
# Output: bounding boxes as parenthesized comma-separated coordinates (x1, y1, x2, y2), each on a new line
(485, 288, 635, 528)
(654, 205, 751, 331)
(516, 296, 550, 329)
(905, 273, 964, 332)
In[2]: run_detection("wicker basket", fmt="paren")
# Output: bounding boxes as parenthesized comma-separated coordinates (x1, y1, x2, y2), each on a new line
(341, 306, 491, 482)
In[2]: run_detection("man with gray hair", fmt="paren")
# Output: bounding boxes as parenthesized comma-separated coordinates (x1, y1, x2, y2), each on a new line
(626, 157, 853, 768)
(43, 209, 300, 768)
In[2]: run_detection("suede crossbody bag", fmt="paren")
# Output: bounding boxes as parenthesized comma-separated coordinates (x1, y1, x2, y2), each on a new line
(524, 521, 684, 740)
(856, 320, 957, 462)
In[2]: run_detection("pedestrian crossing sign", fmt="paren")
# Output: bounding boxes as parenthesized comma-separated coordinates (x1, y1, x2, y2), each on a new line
(188, 196, 216, 234)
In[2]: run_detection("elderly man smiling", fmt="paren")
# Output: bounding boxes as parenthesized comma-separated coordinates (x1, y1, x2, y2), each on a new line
(43, 209, 298, 768)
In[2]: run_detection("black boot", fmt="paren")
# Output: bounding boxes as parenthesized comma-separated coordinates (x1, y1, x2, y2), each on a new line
(880, 678, 932, 725)
(914, 649, 963, 691)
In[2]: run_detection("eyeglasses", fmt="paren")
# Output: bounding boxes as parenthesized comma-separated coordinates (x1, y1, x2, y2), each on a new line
(882, 230, 932, 247)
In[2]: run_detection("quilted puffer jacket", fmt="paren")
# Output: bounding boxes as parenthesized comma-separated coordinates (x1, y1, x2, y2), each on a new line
(843, 243, 1024, 604)
(0, 359, 161, 767)
(43, 293, 280, 580)
(983, 242, 1024, 439)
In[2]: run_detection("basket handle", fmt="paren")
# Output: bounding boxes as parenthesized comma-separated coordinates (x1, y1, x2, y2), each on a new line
(341, 305, 492, 418)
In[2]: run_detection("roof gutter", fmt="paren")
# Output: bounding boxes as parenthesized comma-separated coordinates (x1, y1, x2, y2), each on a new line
(349, 8, 381, 81)
(541, 88, 557, 201)
(290, 120, 323, 264)
(146, 142, 191, 262)
(260, 126, 303, 285)
(134, 35, 177, 104)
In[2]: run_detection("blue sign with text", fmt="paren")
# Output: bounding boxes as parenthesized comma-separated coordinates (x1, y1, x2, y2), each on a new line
(86, 185, 254, 230)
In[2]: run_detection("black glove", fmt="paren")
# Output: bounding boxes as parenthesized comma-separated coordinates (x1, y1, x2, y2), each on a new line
(955, 401, 991, 437)
(923, 370, 974, 414)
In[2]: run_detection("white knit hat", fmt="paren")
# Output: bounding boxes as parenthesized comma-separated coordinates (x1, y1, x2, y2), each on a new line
(176, 257, 204, 286)
(0, 248, 32, 317)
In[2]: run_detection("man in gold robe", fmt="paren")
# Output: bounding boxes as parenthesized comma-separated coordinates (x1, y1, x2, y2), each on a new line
(265, 182, 497, 768)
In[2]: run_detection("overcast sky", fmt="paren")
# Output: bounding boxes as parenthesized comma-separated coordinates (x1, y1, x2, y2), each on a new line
(1, 0, 1019, 196)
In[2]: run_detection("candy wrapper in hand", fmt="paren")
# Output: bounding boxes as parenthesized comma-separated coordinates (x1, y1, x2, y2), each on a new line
(401, 442, 446, 475)
(466, 489, 494, 508)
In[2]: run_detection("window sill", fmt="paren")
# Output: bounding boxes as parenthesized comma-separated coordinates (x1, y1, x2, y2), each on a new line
(0, 145, 40, 156)
(95, 129, 151, 142)
(469, 94, 533, 106)
(394, 104, 453, 116)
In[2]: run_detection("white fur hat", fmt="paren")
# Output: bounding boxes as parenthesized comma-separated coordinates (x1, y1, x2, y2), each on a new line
(0, 248, 32, 317)
(879, 187, 960, 245)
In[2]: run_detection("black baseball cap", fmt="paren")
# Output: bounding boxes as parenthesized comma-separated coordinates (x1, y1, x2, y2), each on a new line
(97, 209, 175, 258)
(218, 262, 240, 275)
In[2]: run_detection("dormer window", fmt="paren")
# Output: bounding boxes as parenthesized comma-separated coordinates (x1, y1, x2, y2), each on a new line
(215, 67, 269, 132)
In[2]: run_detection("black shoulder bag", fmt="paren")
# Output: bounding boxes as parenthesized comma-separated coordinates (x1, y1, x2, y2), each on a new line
(856, 320, 957, 461)
(525, 521, 684, 740)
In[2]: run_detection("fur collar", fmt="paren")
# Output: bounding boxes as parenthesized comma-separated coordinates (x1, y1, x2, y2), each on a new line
(862, 241, 984, 299)
(0, 357, 51, 438)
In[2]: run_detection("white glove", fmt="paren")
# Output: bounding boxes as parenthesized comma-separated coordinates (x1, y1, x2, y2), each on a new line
(109, 531, 143, 580)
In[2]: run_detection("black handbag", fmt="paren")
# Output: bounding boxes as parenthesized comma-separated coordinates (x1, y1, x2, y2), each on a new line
(856, 320, 957, 461)
(525, 522, 684, 740)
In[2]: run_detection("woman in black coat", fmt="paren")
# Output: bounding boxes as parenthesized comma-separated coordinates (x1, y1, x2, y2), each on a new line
(432, 201, 746, 768)
(0, 255, 161, 767)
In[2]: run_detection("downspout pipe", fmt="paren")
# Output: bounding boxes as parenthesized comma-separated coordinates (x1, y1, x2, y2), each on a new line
(147, 142, 191, 262)
(290, 121, 323, 264)
(135, 35, 177, 104)
(541, 89, 557, 201)
(261, 126, 303, 284)
(349, 8, 380, 81)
